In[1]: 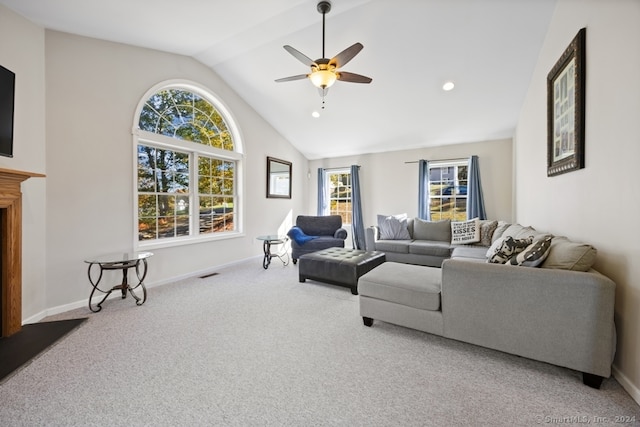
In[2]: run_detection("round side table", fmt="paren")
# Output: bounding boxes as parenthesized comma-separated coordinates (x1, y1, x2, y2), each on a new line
(84, 251, 153, 312)
(256, 236, 289, 269)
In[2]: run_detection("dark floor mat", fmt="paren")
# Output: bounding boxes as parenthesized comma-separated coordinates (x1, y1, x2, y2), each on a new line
(0, 318, 87, 382)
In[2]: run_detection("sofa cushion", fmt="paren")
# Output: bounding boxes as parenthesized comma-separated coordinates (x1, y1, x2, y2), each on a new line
(451, 246, 488, 262)
(413, 218, 451, 242)
(492, 221, 511, 243)
(502, 224, 529, 239)
(298, 236, 345, 250)
(541, 236, 597, 272)
(358, 262, 441, 311)
(375, 239, 411, 254)
(377, 214, 411, 240)
(406, 217, 415, 239)
(409, 240, 453, 257)
(507, 235, 553, 267)
(487, 236, 534, 264)
(451, 218, 480, 244)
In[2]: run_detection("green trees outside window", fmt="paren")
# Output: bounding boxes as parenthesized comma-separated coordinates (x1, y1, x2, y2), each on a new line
(135, 86, 240, 243)
(327, 170, 352, 225)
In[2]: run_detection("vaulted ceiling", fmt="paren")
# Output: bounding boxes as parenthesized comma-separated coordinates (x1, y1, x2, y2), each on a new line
(0, 0, 557, 159)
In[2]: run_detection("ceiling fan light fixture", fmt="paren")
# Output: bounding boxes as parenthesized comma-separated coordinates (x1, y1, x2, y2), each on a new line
(309, 70, 337, 88)
(275, 0, 371, 103)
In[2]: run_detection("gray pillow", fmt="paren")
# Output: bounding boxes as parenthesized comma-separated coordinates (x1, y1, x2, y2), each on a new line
(541, 236, 597, 271)
(377, 214, 411, 240)
(491, 221, 511, 243)
(413, 218, 451, 242)
(502, 224, 527, 239)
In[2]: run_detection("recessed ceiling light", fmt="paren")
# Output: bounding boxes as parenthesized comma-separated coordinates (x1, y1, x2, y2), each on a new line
(442, 81, 455, 91)
(311, 111, 320, 118)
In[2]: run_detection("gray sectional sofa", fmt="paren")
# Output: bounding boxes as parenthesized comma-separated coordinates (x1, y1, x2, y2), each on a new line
(365, 216, 498, 266)
(359, 218, 617, 388)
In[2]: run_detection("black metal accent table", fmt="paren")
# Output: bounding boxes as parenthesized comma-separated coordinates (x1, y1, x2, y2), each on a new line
(84, 252, 153, 312)
(256, 235, 289, 269)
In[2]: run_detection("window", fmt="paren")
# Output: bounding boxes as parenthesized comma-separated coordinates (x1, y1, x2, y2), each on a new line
(428, 160, 468, 221)
(135, 84, 242, 247)
(324, 169, 352, 225)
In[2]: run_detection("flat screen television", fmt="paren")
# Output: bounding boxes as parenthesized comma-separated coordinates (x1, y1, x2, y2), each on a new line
(0, 64, 16, 158)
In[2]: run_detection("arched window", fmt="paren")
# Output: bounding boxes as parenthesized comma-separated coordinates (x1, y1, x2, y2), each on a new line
(134, 82, 243, 247)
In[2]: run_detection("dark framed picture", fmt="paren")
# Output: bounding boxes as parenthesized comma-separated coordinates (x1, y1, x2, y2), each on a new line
(266, 156, 292, 199)
(547, 28, 586, 177)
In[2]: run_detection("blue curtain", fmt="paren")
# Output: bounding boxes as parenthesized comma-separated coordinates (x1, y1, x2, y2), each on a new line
(350, 165, 365, 250)
(418, 160, 430, 220)
(317, 168, 326, 215)
(467, 155, 487, 220)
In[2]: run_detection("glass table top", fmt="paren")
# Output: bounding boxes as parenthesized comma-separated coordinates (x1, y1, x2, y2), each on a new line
(85, 251, 154, 264)
(256, 235, 288, 243)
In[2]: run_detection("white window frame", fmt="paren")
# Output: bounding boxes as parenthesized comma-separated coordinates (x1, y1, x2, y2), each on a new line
(428, 159, 468, 222)
(133, 80, 244, 250)
(323, 168, 352, 225)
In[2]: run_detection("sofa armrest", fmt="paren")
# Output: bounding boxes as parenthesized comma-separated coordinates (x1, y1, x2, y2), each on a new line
(334, 228, 348, 240)
(365, 226, 379, 251)
(441, 259, 616, 378)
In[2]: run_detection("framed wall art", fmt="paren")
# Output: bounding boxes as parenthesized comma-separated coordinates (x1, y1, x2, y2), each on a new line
(547, 28, 586, 177)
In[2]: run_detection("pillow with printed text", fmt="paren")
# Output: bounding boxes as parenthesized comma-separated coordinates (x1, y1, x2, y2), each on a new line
(451, 218, 480, 244)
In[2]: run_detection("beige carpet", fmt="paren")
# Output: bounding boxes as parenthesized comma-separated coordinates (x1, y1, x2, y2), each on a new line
(1, 260, 638, 426)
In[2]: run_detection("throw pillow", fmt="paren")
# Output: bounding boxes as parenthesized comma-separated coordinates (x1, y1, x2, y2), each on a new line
(377, 214, 411, 240)
(451, 218, 480, 244)
(491, 221, 511, 244)
(541, 236, 598, 272)
(287, 226, 317, 245)
(487, 236, 534, 264)
(508, 235, 553, 267)
(413, 218, 451, 242)
(480, 220, 498, 246)
(486, 235, 505, 258)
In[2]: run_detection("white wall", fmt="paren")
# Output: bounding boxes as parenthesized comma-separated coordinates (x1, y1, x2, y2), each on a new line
(42, 31, 308, 311)
(515, 0, 640, 401)
(308, 139, 513, 228)
(0, 6, 47, 321)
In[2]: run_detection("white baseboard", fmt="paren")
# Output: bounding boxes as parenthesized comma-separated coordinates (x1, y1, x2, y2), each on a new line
(22, 255, 261, 325)
(613, 364, 640, 406)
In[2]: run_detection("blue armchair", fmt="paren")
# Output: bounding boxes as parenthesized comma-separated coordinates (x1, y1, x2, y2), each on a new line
(287, 215, 348, 264)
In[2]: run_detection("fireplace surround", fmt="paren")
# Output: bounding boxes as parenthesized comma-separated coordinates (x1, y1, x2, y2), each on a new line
(0, 167, 45, 337)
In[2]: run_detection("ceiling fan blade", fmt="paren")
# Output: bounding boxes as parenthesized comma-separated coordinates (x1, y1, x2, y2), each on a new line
(283, 45, 315, 67)
(337, 71, 372, 84)
(329, 42, 363, 68)
(275, 74, 309, 83)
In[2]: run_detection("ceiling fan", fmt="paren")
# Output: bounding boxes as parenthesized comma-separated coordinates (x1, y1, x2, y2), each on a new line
(275, 0, 372, 100)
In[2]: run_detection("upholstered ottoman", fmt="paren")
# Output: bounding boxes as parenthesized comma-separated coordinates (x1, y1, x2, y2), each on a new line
(298, 247, 386, 295)
(358, 262, 444, 336)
